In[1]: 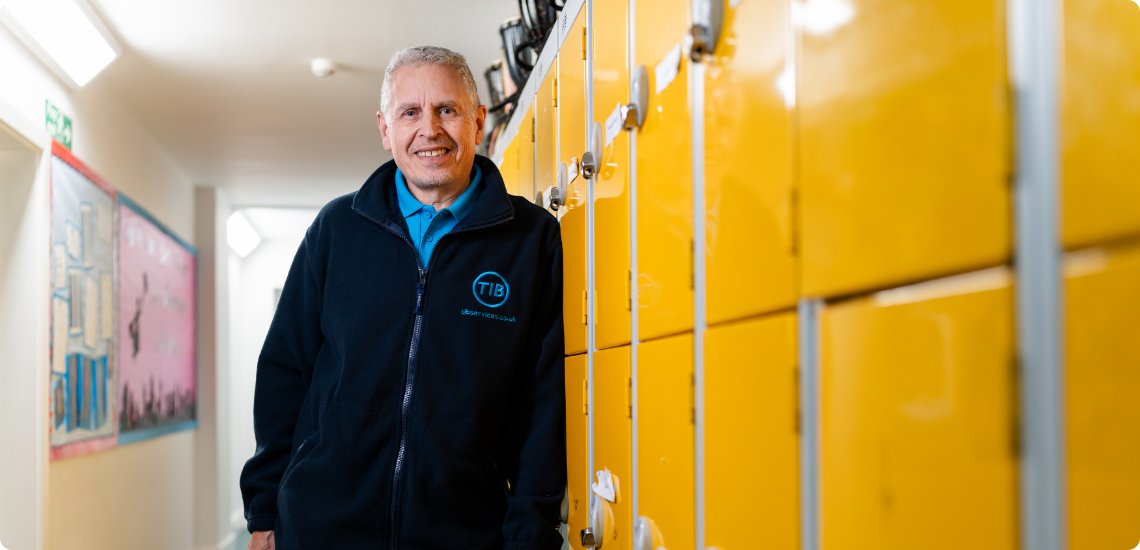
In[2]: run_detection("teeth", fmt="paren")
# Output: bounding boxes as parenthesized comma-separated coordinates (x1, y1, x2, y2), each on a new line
(417, 149, 446, 157)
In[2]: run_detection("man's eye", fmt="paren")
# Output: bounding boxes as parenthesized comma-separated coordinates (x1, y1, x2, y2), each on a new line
(404, 110, 416, 117)
(441, 108, 454, 115)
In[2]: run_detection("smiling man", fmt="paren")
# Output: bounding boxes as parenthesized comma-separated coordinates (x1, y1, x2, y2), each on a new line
(240, 46, 566, 550)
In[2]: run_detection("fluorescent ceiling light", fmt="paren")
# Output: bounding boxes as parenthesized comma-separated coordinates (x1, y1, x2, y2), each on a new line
(227, 212, 262, 258)
(0, 0, 118, 86)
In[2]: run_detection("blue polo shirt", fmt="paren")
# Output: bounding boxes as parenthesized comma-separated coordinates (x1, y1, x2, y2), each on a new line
(395, 165, 483, 268)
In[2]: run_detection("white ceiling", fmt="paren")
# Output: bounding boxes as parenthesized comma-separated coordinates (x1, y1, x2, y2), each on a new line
(89, 0, 518, 208)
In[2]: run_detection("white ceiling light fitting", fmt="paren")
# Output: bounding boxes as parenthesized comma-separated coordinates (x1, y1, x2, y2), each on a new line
(227, 211, 262, 258)
(310, 58, 336, 78)
(0, 0, 121, 87)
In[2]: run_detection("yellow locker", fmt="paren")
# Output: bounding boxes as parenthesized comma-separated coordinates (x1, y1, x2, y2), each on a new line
(537, 69, 557, 205)
(634, 0, 693, 341)
(566, 354, 590, 550)
(593, 0, 632, 350)
(1061, 0, 1140, 249)
(705, 313, 798, 550)
(705, 0, 796, 325)
(561, 8, 589, 356)
(636, 334, 694, 550)
(821, 268, 1017, 549)
(499, 135, 520, 196)
(799, 0, 1012, 298)
(1065, 244, 1140, 550)
(593, 345, 632, 550)
(518, 104, 536, 203)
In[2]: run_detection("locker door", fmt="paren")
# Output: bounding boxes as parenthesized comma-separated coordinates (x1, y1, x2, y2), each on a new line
(593, 345, 632, 550)
(1061, 0, 1140, 249)
(637, 334, 694, 550)
(566, 354, 591, 550)
(561, 6, 589, 356)
(634, 0, 692, 341)
(821, 268, 1017, 549)
(705, 0, 796, 325)
(499, 135, 519, 196)
(536, 68, 557, 205)
(1065, 245, 1140, 550)
(705, 313, 798, 550)
(799, 0, 1012, 298)
(593, 0, 631, 350)
(518, 104, 536, 203)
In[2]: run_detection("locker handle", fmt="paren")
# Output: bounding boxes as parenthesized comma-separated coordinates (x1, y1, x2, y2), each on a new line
(622, 65, 649, 131)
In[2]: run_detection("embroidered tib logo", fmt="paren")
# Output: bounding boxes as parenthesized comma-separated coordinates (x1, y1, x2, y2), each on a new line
(472, 271, 509, 308)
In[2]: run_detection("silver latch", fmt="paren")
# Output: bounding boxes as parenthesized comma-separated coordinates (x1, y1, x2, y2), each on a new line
(581, 528, 597, 547)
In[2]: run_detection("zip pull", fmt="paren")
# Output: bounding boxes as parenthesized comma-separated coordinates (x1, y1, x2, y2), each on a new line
(415, 269, 427, 314)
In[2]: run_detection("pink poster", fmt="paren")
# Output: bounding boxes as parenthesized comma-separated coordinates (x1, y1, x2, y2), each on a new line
(117, 193, 197, 444)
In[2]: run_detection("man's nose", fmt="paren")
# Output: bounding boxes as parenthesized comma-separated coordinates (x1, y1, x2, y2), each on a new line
(415, 110, 444, 139)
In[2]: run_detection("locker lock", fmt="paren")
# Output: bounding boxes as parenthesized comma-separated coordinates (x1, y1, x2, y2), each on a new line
(686, 0, 723, 62)
(622, 65, 649, 131)
(581, 493, 614, 548)
(550, 161, 568, 210)
(581, 121, 604, 179)
(633, 516, 665, 550)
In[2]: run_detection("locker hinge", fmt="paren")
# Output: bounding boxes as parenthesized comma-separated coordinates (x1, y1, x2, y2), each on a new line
(689, 239, 695, 290)
(690, 372, 697, 424)
(530, 116, 536, 143)
(581, 290, 588, 325)
(581, 27, 587, 61)
(582, 380, 589, 415)
(625, 270, 632, 311)
(626, 377, 632, 419)
(553, 78, 558, 108)
(794, 366, 801, 434)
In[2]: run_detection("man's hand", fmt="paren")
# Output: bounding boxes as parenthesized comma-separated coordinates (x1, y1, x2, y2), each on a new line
(247, 531, 275, 550)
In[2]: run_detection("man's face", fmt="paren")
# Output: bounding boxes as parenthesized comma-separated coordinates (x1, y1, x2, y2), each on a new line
(379, 64, 486, 190)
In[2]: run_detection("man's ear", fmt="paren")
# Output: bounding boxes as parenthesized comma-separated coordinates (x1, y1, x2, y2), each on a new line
(473, 105, 487, 146)
(378, 112, 393, 152)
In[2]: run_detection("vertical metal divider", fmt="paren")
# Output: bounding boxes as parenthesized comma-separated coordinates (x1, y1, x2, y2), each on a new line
(628, 0, 640, 525)
(797, 298, 822, 550)
(690, 39, 707, 550)
(585, 0, 597, 535)
(1008, 0, 1065, 548)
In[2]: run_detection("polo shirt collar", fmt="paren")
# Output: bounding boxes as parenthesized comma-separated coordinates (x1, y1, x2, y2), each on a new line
(394, 165, 483, 220)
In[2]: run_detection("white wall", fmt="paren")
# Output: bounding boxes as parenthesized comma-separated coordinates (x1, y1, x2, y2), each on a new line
(0, 21, 202, 550)
(0, 127, 47, 550)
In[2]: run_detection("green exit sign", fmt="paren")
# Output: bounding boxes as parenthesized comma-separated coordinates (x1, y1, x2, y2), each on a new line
(45, 99, 73, 149)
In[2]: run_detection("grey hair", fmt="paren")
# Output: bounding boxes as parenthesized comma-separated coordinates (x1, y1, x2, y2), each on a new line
(380, 46, 481, 118)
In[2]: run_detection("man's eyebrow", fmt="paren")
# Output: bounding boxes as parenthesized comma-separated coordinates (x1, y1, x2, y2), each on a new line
(395, 101, 421, 112)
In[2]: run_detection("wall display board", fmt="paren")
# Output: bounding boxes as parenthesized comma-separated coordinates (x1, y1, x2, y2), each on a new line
(116, 193, 197, 445)
(49, 143, 118, 460)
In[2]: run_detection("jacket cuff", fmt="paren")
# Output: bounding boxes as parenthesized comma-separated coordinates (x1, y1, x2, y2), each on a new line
(247, 515, 277, 534)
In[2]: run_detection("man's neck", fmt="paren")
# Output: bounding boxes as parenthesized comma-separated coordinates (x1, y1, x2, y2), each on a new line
(404, 169, 473, 210)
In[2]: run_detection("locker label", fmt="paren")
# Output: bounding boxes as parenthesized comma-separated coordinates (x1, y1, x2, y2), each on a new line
(655, 44, 682, 95)
(592, 468, 621, 503)
(605, 102, 622, 147)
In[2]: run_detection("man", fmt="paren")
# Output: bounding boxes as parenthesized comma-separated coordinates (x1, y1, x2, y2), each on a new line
(241, 46, 566, 550)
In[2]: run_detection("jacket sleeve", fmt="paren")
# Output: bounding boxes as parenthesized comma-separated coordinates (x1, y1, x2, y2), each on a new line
(500, 233, 567, 550)
(239, 236, 324, 533)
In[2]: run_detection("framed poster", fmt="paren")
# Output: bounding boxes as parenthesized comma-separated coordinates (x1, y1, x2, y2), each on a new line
(116, 193, 197, 444)
(49, 142, 118, 460)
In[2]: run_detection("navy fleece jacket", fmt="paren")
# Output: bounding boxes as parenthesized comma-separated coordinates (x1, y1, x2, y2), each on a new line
(239, 156, 566, 550)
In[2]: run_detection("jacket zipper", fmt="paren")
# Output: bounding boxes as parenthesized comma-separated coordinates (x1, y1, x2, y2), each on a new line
(353, 206, 513, 550)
